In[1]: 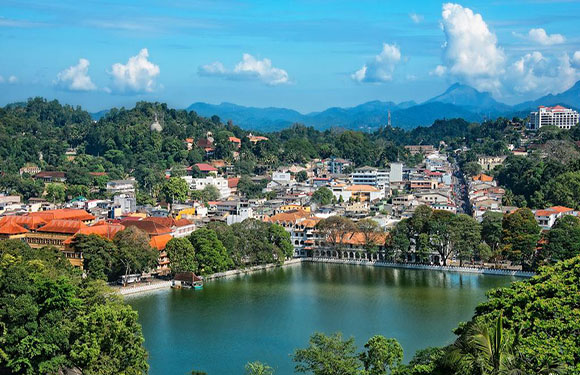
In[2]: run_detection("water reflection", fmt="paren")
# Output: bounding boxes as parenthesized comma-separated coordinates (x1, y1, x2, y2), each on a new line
(128, 263, 517, 375)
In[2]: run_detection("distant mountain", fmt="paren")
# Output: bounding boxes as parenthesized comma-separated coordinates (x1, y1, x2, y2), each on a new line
(90, 110, 109, 121)
(427, 82, 512, 114)
(186, 81, 580, 131)
(514, 81, 580, 111)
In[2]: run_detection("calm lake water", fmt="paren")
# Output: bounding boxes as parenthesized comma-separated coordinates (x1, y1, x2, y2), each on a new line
(127, 263, 518, 375)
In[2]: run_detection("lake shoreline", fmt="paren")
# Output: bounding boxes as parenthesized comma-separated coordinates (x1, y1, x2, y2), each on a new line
(118, 257, 533, 296)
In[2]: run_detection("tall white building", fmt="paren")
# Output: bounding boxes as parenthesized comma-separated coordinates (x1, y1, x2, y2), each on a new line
(351, 166, 389, 188)
(529, 105, 579, 130)
(182, 176, 231, 199)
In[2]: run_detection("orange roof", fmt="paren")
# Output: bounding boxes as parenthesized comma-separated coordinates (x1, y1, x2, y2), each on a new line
(63, 222, 125, 245)
(229, 136, 241, 143)
(29, 209, 95, 222)
(549, 206, 574, 213)
(0, 215, 47, 230)
(472, 173, 494, 182)
(150, 234, 173, 250)
(267, 209, 311, 224)
(174, 218, 193, 227)
(211, 160, 227, 168)
(142, 217, 176, 228)
(302, 218, 322, 228)
(37, 219, 87, 234)
(346, 185, 380, 192)
(341, 232, 388, 246)
(184, 138, 194, 143)
(120, 219, 172, 235)
(0, 221, 29, 235)
(535, 210, 557, 217)
(228, 177, 240, 188)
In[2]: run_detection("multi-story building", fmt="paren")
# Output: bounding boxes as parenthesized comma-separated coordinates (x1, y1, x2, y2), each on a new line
(351, 166, 389, 189)
(106, 179, 136, 195)
(182, 176, 231, 199)
(529, 105, 579, 130)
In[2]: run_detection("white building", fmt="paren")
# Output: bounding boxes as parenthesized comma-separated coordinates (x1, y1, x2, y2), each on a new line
(351, 167, 389, 189)
(182, 176, 231, 199)
(389, 163, 403, 183)
(113, 194, 136, 215)
(529, 105, 579, 130)
(106, 180, 136, 195)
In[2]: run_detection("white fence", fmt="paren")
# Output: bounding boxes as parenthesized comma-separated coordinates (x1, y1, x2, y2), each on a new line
(303, 257, 535, 278)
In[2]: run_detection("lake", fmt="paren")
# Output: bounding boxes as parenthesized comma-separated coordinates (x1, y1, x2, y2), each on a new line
(127, 262, 518, 375)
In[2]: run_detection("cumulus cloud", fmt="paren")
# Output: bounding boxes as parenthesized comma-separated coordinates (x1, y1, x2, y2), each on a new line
(55, 58, 96, 91)
(409, 13, 424, 24)
(199, 53, 290, 85)
(528, 28, 565, 46)
(351, 43, 402, 83)
(8, 75, 17, 84)
(440, 3, 505, 91)
(107, 48, 160, 93)
(572, 51, 580, 69)
(508, 51, 580, 95)
(430, 65, 447, 77)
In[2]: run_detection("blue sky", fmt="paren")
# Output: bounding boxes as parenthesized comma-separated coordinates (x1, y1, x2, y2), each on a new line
(1, 0, 580, 112)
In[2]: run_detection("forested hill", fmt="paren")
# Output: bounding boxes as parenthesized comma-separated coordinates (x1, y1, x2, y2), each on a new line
(0, 97, 524, 201)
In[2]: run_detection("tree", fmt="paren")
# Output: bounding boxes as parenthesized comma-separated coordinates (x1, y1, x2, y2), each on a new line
(46, 182, 66, 203)
(162, 177, 188, 204)
(462, 161, 482, 177)
(357, 218, 383, 253)
(501, 208, 541, 270)
(316, 216, 356, 254)
(293, 332, 362, 375)
(481, 211, 503, 263)
(69, 234, 115, 281)
(269, 223, 294, 260)
(296, 170, 308, 182)
(450, 214, 481, 266)
(189, 228, 233, 275)
(0, 241, 148, 375)
(245, 361, 274, 375)
(416, 233, 432, 263)
(166, 237, 197, 274)
(427, 210, 454, 266)
(542, 215, 580, 264)
(113, 226, 158, 283)
(312, 187, 334, 206)
(359, 335, 403, 375)
(387, 220, 411, 262)
(202, 184, 220, 201)
(543, 171, 580, 209)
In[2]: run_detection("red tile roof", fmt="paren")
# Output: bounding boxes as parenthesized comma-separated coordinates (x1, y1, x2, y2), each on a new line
(29, 209, 95, 222)
(228, 177, 240, 188)
(0, 215, 47, 230)
(0, 221, 29, 235)
(229, 136, 241, 143)
(63, 222, 125, 245)
(120, 219, 172, 235)
(549, 206, 574, 213)
(174, 218, 193, 227)
(194, 163, 218, 172)
(150, 234, 173, 250)
(37, 219, 87, 234)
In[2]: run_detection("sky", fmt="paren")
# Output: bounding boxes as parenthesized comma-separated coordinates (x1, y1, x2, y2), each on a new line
(1, 0, 580, 113)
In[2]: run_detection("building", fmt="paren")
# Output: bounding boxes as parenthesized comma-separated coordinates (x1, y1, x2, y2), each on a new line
(34, 171, 66, 183)
(113, 194, 136, 216)
(389, 162, 403, 183)
(325, 158, 351, 175)
(266, 209, 320, 257)
(534, 206, 575, 230)
(405, 145, 435, 155)
(351, 167, 389, 189)
(477, 156, 506, 172)
(529, 105, 579, 130)
(106, 180, 136, 195)
(182, 175, 231, 199)
(19, 164, 41, 176)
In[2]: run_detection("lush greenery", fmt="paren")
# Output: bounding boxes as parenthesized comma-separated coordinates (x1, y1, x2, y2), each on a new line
(0, 240, 148, 375)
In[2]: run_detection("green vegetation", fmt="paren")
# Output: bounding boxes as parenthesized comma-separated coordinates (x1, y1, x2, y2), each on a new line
(311, 187, 334, 205)
(0, 240, 148, 375)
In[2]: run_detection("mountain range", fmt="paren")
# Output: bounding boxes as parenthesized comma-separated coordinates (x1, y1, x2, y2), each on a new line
(184, 81, 580, 131)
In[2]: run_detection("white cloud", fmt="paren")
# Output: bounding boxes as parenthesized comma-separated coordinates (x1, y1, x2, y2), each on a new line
(440, 3, 505, 92)
(430, 65, 447, 77)
(7, 75, 17, 84)
(409, 13, 424, 24)
(199, 53, 290, 85)
(572, 51, 580, 69)
(107, 48, 160, 93)
(528, 28, 565, 46)
(508, 51, 580, 95)
(55, 58, 96, 91)
(351, 43, 402, 83)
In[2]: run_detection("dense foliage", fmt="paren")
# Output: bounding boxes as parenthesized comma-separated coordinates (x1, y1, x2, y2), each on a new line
(0, 240, 148, 375)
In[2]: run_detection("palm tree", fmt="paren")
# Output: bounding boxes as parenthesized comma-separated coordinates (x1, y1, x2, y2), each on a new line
(446, 313, 566, 375)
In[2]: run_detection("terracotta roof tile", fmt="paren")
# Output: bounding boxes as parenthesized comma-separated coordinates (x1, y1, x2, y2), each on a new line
(37, 219, 87, 234)
(0, 221, 29, 235)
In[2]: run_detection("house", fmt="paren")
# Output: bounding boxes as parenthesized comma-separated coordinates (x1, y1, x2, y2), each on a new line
(405, 145, 435, 155)
(472, 173, 494, 182)
(247, 133, 269, 143)
(534, 206, 575, 229)
(182, 175, 231, 199)
(229, 136, 241, 148)
(266, 209, 319, 257)
(34, 171, 66, 183)
(345, 185, 385, 202)
(477, 156, 506, 172)
(19, 164, 41, 176)
(193, 163, 218, 174)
